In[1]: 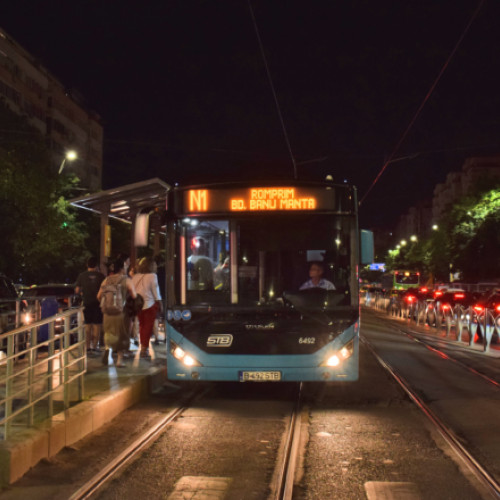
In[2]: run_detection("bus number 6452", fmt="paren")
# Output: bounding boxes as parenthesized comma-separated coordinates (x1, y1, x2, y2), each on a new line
(299, 337, 316, 344)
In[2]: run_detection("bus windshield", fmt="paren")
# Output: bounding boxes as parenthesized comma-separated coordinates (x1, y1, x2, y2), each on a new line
(394, 271, 419, 286)
(173, 213, 358, 313)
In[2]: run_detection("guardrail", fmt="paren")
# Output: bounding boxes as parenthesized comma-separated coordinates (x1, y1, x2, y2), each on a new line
(0, 307, 85, 440)
(363, 292, 500, 354)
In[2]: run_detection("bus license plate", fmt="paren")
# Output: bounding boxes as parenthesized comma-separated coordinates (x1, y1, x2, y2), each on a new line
(239, 371, 281, 382)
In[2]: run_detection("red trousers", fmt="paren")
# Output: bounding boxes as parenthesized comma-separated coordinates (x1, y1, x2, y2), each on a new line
(137, 303, 158, 349)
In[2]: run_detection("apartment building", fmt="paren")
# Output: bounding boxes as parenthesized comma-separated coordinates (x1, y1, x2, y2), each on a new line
(392, 156, 500, 244)
(0, 27, 102, 191)
(432, 156, 500, 221)
(395, 200, 433, 241)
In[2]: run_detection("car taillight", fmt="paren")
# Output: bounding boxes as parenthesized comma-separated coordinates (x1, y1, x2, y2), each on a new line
(405, 295, 416, 303)
(434, 291, 443, 298)
(420, 287, 428, 293)
(454, 293, 465, 299)
(473, 305, 484, 313)
(442, 304, 450, 311)
(496, 305, 500, 313)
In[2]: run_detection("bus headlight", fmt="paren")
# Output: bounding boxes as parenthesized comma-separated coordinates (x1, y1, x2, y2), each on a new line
(320, 339, 354, 367)
(170, 340, 202, 367)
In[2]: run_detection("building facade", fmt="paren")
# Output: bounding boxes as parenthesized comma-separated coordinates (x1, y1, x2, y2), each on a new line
(432, 156, 500, 222)
(393, 156, 500, 244)
(0, 28, 102, 191)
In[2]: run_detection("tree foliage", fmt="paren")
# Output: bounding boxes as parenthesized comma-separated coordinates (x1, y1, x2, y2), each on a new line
(0, 104, 88, 284)
(386, 186, 500, 283)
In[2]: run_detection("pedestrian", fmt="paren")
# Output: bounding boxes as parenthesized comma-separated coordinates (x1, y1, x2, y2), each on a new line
(187, 237, 214, 290)
(116, 252, 136, 355)
(97, 258, 137, 367)
(132, 256, 162, 358)
(75, 256, 105, 353)
(116, 252, 131, 277)
(152, 254, 166, 344)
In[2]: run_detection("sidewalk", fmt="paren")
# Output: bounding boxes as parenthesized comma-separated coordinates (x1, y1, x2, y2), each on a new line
(0, 337, 168, 486)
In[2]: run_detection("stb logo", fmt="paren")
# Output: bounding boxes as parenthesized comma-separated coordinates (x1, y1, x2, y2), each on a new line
(207, 334, 233, 347)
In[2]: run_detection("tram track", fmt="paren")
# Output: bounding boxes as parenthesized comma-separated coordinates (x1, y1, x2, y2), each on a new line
(361, 335, 500, 499)
(273, 382, 303, 500)
(68, 382, 304, 500)
(68, 387, 208, 500)
(366, 307, 500, 388)
(401, 328, 500, 389)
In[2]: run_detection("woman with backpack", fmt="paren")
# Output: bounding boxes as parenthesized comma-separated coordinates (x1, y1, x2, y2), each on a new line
(131, 256, 162, 358)
(97, 258, 137, 367)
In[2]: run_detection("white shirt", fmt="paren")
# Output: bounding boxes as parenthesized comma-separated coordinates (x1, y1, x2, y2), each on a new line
(131, 273, 161, 309)
(300, 278, 336, 291)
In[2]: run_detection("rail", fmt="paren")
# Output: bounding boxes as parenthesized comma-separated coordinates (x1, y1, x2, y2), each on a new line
(363, 291, 500, 353)
(0, 306, 85, 440)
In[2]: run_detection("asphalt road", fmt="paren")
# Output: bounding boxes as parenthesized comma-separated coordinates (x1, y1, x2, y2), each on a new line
(0, 309, 496, 499)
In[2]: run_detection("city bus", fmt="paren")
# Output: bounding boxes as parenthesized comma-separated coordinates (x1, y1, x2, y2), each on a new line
(392, 270, 420, 290)
(164, 181, 373, 382)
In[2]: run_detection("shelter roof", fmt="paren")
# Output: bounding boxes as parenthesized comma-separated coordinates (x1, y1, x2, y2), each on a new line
(69, 178, 170, 223)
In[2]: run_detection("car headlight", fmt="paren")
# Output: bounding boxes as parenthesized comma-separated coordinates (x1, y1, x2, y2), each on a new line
(320, 339, 355, 367)
(170, 340, 202, 367)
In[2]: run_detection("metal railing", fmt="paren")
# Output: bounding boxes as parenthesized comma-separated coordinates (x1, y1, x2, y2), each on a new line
(0, 307, 85, 440)
(363, 291, 500, 353)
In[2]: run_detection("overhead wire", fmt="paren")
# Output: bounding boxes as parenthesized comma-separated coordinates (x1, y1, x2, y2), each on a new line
(359, 0, 486, 206)
(247, 0, 298, 179)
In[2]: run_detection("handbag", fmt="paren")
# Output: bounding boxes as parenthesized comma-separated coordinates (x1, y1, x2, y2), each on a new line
(126, 293, 144, 316)
(125, 275, 146, 316)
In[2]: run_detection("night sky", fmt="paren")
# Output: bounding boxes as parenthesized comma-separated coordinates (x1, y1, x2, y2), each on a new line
(3, 0, 500, 228)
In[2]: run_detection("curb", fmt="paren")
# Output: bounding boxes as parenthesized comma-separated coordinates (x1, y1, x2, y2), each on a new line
(0, 366, 167, 486)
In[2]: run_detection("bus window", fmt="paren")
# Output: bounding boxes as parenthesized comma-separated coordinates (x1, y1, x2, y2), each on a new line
(183, 219, 230, 298)
(237, 215, 353, 306)
(177, 214, 355, 309)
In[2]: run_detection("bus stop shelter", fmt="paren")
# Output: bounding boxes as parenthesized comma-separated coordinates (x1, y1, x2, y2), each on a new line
(69, 178, 170, 269)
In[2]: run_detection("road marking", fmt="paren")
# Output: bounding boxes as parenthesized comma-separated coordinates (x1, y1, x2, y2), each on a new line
(168, 476, 232, 499)
(365, 481, 422, 500)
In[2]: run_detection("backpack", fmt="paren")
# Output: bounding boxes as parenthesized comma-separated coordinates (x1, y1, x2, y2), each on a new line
(100, 275, 126, 315)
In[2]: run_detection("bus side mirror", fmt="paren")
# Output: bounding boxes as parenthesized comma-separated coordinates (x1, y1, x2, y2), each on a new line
(360, 229, 374, 265)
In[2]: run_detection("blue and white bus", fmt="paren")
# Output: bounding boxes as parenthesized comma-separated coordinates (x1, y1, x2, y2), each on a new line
(164, 180, 373, 382)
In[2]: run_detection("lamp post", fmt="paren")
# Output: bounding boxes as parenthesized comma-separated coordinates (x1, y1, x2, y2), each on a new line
(58, 150, 77, 174)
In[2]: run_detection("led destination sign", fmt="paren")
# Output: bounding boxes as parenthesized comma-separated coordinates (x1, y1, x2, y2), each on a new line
(184, 186, 342, 214)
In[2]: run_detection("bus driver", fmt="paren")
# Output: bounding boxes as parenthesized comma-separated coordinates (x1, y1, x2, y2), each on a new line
(300, 261, 336, 291)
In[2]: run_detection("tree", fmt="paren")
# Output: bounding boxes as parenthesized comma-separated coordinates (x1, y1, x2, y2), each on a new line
(0, 103, 88, 284)
(450, 189, 500, 281)
(385, 186, 500, 283)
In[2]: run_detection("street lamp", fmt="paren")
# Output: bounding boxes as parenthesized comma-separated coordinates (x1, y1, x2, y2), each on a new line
(400, 240, 407, 246)
(432, 224, 438, 231)
(410, 235, 417, 242)
(58, 150, 77, 174)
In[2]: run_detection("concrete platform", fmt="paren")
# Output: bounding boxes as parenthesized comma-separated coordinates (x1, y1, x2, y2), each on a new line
(0, 340, 167, 486)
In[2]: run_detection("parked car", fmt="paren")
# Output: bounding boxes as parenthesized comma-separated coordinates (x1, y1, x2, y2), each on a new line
(0, 274, 20, 333)
(472, 290, 500, 314)
(0, 274, 26, 354)
(425, 289, 480, 326)
(23, 284, 80, 310)
(22, 284, 81, 342)
(433, 290, 479, 310)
